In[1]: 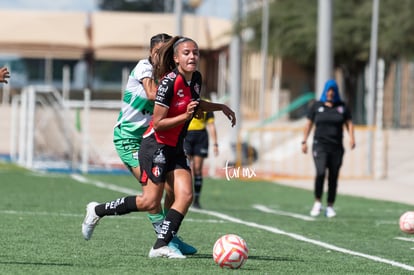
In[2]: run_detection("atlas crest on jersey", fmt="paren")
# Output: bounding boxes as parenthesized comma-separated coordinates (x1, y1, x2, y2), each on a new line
(152, 166, 162, 177)
(336, 106, 344, 114)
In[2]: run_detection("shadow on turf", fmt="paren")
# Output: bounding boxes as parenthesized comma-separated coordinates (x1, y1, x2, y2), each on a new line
(189, 254, 295, 262)
(188, 253, 214, 259)
(247, 255, 297, 262)
(0, 261, 73, 267)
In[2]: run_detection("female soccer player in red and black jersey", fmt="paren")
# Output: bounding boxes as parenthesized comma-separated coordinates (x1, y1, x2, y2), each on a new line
(81, 34, 196, 258)
(139, 36, 236, 258)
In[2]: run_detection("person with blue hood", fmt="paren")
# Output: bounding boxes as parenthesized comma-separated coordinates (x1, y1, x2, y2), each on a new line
(301, 79, 356, 218)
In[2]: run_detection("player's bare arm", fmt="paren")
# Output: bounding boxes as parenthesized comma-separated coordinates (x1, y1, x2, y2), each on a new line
(301, 119, 313, 154)
(345, 119, 356, 149)
(141, 77, 158, 101)
(198, 100, 236, 127)
(152, 100, 199, 131)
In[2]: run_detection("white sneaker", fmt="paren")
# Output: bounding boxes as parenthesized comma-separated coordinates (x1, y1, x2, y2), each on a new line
(326, 206, 336, 218)
(310, 201, 322, 217)
(148, 246, 186, 259)
(82, 202, 100, 240)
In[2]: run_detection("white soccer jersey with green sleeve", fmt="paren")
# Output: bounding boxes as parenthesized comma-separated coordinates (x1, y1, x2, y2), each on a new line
(114, 59, 155, 139)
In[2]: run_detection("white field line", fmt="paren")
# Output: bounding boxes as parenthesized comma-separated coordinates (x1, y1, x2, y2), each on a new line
(1, 210, 83, 218)
(191, 208, 414, 271)
(376, 220, 397, 226)
(71, 174, 140, 195)
(395, 237, 414, 243)
(0, 209, 223, 224)
(71, 174, 414, 272)
(253, 204, 315, 221)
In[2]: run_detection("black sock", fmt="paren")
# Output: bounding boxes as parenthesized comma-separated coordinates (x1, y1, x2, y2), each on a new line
(95, 196, 138, 217)
(153, 209, 184, 249)
(194, 175, 203, 202)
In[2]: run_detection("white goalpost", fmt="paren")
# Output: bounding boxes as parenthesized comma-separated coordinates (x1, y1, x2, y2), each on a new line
(10, 85, 122, 173)
(11, 85, 80, 171)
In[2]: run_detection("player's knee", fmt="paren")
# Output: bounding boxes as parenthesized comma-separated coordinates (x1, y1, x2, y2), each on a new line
(138, 196, 160, 211)
(146, 200, 161, 211)
(181, 190, 193, 206)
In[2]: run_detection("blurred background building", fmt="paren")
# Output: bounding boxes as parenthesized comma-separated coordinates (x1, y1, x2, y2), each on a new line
(0, 0, 413, 180)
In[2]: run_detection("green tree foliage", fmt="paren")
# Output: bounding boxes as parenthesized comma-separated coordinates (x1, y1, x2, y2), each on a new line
(246, 0, 414, 67)
(377, 0, 414, 60)
(244, 0, 414, 120)
(244, 1, 317, 67)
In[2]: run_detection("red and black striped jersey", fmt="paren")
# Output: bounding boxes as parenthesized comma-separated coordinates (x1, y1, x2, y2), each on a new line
(144, 68, 202, 147)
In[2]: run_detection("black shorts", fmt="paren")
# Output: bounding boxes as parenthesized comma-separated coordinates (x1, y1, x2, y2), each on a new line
(139, 134, 190, 184)
(183, 130, 209, 158)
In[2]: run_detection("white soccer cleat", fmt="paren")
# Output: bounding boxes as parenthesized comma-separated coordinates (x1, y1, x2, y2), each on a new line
(325, 206, 337, 218)
(82, 202, 100, 240)
(310, 201, 322, 217)
(148, 246, 186, 259)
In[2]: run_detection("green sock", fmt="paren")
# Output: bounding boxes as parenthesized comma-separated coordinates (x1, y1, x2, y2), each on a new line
(147, 212, 165, 235)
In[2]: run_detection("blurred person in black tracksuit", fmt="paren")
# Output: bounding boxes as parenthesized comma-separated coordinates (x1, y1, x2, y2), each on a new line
(301, 79, 355, 218)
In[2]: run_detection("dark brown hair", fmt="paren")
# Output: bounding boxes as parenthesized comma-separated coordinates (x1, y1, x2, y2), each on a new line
(148, 33, 172, 65)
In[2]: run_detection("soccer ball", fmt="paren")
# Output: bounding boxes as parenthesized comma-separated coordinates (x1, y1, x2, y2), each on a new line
(399, 211, 414, 234)
(212, 234, 248, 269)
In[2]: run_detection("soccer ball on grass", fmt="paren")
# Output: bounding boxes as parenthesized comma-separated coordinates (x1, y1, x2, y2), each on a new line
(212, 234, 248, 269)
(399, 211, 414, 234)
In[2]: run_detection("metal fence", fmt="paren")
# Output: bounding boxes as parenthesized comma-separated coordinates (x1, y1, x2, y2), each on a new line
(241, 125, 386, 180)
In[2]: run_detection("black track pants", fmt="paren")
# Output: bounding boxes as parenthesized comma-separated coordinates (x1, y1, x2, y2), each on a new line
(312, 145, 344, 204)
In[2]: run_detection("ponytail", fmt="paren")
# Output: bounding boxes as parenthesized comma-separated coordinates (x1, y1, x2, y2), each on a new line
(154, 36, 180, 81)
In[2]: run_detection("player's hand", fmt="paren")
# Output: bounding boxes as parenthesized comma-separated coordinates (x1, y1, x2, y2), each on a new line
(222, 105, 236, 127)
(213, 143, 219, 156)
(0, 67, 10, 84)
(186, 100, 199, 120)
(301, 143, 308, 154)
